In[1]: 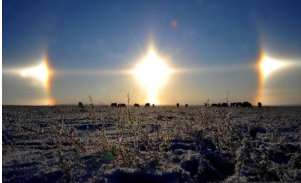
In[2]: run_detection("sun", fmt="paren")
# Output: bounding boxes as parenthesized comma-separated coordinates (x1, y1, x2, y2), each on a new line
(133, 49, 172, 104)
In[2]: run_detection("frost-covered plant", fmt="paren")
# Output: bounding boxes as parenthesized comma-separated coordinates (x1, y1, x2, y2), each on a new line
(3, 105, 301, 182)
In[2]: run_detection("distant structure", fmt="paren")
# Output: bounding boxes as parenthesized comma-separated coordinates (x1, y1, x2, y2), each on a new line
(210, 101, 253, 108)
(242, 101, 253, 108)
(176, 103, 179, 107)
(134, 103, 140, 107)
(78, 102, 84, 108)
(118, 103, 126, 107)
(221, 103, 229, 107)
(258, 102, 262, 108)
(185, 104, 188, 107)
(236, 102, 243, 107)
(145, 103, 150, 107)
(152, 104, 155, 107)
(211, 103, 218, 107)
(111, 103, 117, 107)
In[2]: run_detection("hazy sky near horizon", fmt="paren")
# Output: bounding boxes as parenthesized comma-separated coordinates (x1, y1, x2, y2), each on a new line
(2, 0, 301, 105)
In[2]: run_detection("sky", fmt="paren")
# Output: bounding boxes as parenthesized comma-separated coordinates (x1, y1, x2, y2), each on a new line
(2, 0, 301, 106)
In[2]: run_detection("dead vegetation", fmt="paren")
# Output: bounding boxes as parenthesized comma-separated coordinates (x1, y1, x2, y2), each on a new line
(2, 101, 301, 182)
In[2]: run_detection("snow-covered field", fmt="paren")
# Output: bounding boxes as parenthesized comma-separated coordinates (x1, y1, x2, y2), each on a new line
(2, 105, 301, 182)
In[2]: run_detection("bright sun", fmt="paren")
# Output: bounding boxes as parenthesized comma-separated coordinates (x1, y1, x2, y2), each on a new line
(133, 49, 172, 104)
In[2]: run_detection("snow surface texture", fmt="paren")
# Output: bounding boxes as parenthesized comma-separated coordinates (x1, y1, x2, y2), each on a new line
(2, 105, 301, 182)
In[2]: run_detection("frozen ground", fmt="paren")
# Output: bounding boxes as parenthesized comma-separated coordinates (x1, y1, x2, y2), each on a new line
(2, 105, 301, 182)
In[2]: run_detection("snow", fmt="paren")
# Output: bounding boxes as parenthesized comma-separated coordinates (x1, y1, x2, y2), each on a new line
(2, 105, 301, 182)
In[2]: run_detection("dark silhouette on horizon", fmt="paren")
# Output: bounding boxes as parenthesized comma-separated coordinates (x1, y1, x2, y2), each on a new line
(118, 103, 126, 107)
(236, 102, 243, 107)
(210, 101, 254, 108)
(111, 103, 117, 107)
(222, 103, 229, 107)
(211, 103, 218, 107)
(78, 102, 84, 108)
(258, 102, 262, 108)
(110, 100, 259, 108)
(242, 101, 253, 108)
